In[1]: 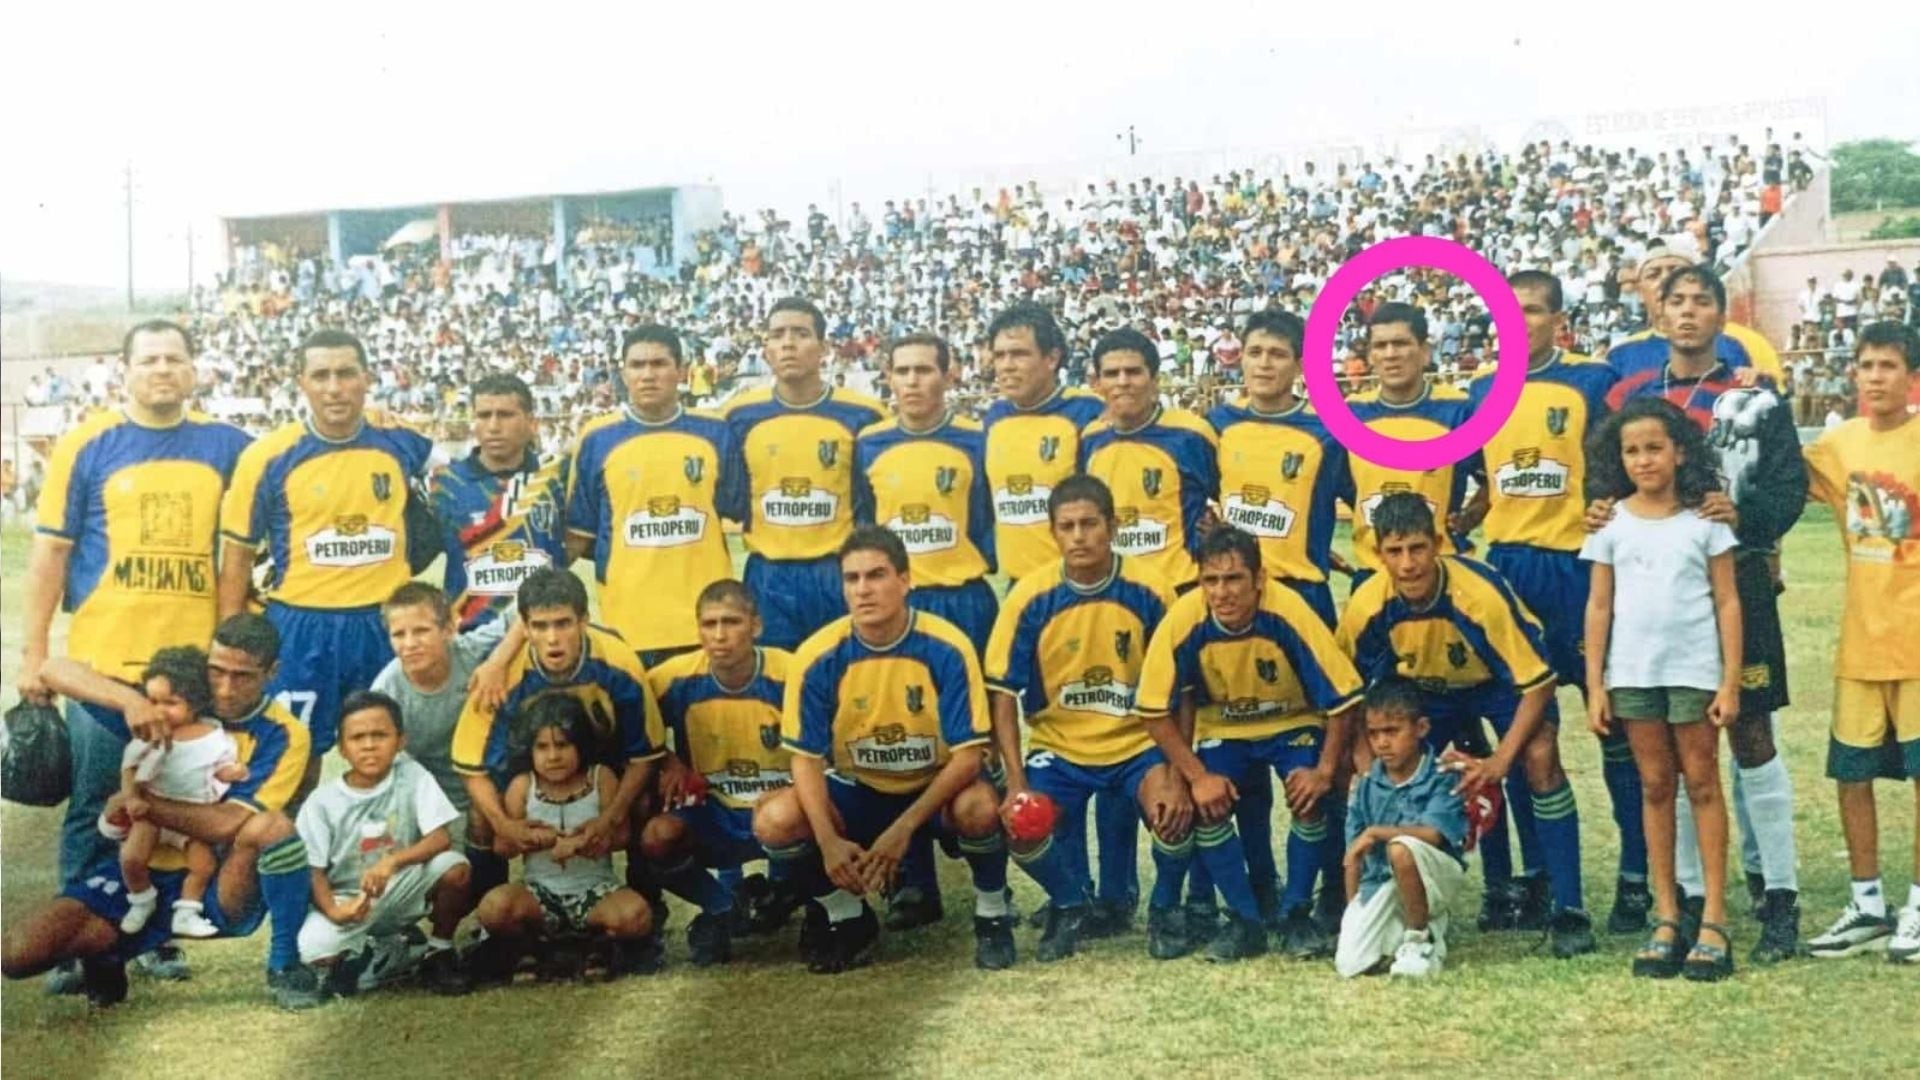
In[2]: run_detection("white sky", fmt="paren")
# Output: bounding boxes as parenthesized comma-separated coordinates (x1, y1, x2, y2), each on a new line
(4, 0, 1918, 292)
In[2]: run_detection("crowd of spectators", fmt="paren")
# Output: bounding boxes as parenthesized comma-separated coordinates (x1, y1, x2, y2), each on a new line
(1783, 257, 1920, 425)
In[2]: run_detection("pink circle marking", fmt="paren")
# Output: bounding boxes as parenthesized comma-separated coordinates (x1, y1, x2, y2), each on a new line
(1301, 236, 1527, 470)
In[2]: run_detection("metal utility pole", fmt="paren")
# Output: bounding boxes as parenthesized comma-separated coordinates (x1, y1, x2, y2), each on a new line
(1116, 125, 1141, 157)
(124, 161, 135, 310)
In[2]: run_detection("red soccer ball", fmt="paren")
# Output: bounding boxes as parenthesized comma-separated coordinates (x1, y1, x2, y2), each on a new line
(1463, 781, 1505, 854)
(680, 770, 710, 808)
(1004, 791, 1059, 844)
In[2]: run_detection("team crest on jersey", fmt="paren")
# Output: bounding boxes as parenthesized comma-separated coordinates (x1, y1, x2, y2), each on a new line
(934, 467, 959, 496)
(1281, 452, 1304, 480)
(684, 456, 704, 484)
(1256, 658, 1279, 683)
(372, 474, 392, 502)
(1039, 435, 1061, 462)
(1446, 642, 1469, 669)
(1141, 468, 1163, 498)
(817, 440, 839, 468)
(760, 723, 782, 750)
(1114, 630, 1132, 662)
(1545, 407, 1570, 437)
(905, 686, 925, 714)
(526, 501, 553, 534)
(1242, 484, 1271, 506)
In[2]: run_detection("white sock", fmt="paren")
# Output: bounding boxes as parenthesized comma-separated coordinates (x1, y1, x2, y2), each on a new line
(1736, 755, 1798, 892)
(1852, 878, 1886, 918)
(1908, 883, 1920, 912)
(974, 887, 1010, 919)
(1730, 765, 1763, 875)
(121, 887, 158, 932)
(173, 899, 203, 914)
(426, 936, 454, 954)
(821, 889, 863, 922)
(1673, 786, 1704, 899)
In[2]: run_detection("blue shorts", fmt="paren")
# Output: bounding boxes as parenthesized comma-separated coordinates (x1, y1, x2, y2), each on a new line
(1023, 747, 1163, 825)
(266, 602, 393, 753)
(62, 859, 264, 961)
(1420, 682, 1560, 754)
(1196, 726, 1324, 784)
(672, 800, 764, 869)
(909, 579, 999, 657)
(1486, 543, 1587, 687)
(825, 774, 960, 847)
(1276, 578, 1336, 629)
(744, 553, 845, 652)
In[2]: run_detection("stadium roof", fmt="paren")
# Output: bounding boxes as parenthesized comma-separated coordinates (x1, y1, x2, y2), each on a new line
(220, 180, 711, 222)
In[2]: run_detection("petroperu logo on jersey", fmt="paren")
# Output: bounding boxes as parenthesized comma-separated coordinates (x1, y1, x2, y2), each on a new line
(306, 514, 397, 567)
(886, 503, 958, 553)
(1112, 506, 1170, 556)
(994, 473, 1051, 526)
(1222, 483, 1298, 538)
(1494, 447, 1570, 499)
(848, 723, 936, 771)
(761, 476, 838, 526)
(702, 759, 792, 804)
(465, 539, 553, 595)
(624, 495, 709, 548)
(1058, 665, 1135, 717)
(1358, 485, 1437, 527)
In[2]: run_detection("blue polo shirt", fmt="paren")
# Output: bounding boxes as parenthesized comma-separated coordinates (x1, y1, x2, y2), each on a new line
(1345, 752, 1469, 902)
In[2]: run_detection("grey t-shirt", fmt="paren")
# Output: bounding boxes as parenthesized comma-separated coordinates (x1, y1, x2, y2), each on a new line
(296, 756, 458, 893)
(1579, 504, 1739, 691)
(370, 619, 507, 815)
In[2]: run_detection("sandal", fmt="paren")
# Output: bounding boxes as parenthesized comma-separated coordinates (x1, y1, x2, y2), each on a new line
(1632, 918, 1686, 979)
(1684, 920, 1736, 982)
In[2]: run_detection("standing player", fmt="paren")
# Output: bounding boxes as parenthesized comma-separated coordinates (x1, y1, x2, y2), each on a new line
(987, 475, 1179, 960)
(1464, 271, 1650, 936)
(1799, 322, 1920, 964)
(723, 299, 885, 651)
(569, 325, 746, 668)
(1602, 236, 1784, 383)
(1338, 493, 1597, 958)
(429, 373, 569, 632)
(751, 527, 1014, 974)
(17, 319, 250, 988)
(218, 328, 436, 778)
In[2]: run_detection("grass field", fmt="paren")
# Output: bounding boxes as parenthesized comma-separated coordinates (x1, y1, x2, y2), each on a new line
(2, 512, 1916, 1079)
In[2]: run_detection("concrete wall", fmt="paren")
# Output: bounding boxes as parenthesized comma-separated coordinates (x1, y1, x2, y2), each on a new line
(1723, 170, 1831, 339)
(1751, 237, 1920, 347)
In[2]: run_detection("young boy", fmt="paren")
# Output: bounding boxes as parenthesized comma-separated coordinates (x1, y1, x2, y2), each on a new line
(295, 690, 474, 996)
(1335, 677, 1471, 979)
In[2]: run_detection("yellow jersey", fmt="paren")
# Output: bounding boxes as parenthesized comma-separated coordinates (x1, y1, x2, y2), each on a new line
(722, 386, 885, 562)
(648, 647, 794, 809)
(854, 412, 994, 587)
(982, 386, 1106, 581)
(1805, 417, 1920, 680)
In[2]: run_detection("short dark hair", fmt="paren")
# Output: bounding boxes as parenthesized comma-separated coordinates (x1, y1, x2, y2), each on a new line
(1241, 309, 1304, 356)
(986, 302, 1066, 359)
(471, 372, 535, 413)
(697, 578, 758, 616)
(1196, 525, 1262, 577)
(142, 645, 213, 718)
(516, 567, 589, 618)
(338, 690, 404, 736)
(620, 324, 684, 364)
(1858, 320, 1920, 371)
(887, 332, 952, 374)
(383, 581, 453, 628)
(1048, 473, 1116, 525)
(122, 319, 194, 364)
(1508, 270, 1564, 313)
(298, 328, 368, 371)
(768, 297, 826, 339)
(840, 524, 909, 574)
(1372, 491, 1437, 543)
(1093, 327, 1161, 377)
(1367, 303, 1428, 344)
(1658, 264, 1726, 312)
(212, 613, 280, 667)
(1364, 675, 1425, 722)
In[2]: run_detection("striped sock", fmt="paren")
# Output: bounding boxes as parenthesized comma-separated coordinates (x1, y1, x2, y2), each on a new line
(1194, 821, 1260, 921)
(1531, 782, 1585, 911)
(1149, 833, 1194, 909)
(657, 855, 733, 914)
(957, 832, 1008, 896)
(256, 835, 311, 973)
(1283, 817, 1329, 910)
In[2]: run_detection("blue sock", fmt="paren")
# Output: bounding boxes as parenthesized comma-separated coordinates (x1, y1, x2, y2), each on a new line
(900, 829, 938, 893)
(1011, 832, 1085, 907)
(1599, 730, 1647, 879)
(767, 840, 829, 898)
(1283, 817, 1328, 910)
(1092, 790, 1139, 908)
(1238, 768, 1281, 891)
(658, 856, 734, 914)
(957, 832, 1008, 895)
(1532, 781, 1585, 911)
(1194, 821, 1261, 921)
(1150, 833, 1194, 910)
(256, 835, 312, 974)
(1185, 853, 1217, 908)
(1507, 774, 1545, 878)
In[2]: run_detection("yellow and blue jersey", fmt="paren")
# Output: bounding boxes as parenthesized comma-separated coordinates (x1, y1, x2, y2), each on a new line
(34, 409, 251, 680)
(854, 412, 995, 587)
(648, 647, 793, 810)
(451, 625, 667, 780)
(568, 407, 746, 652)
(982, 387, 1106, 581)
(1079, 406, 1219, 591)
(1207, 397, 1350, 583)
(219, 417, 435, 609)
(1467, 351, 1617, 553)
(430, 447, 571, 630)
(722, 387, 886, 562)
(1604, 324, 1783, 383)
(1345, 383, 1480, 572)
(1137, 584, 1364, 742)
(784, 611, 989, 795)
(1336, 557, 1555, 695)
(984, 556, 1174, 766)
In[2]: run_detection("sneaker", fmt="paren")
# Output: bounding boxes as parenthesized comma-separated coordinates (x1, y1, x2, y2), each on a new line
(608, 935, 665, 978)
(82, 956, 128, 1009)
(129, 944, 191, 981)
(1744, 870, 1768, 916)
(323, 949, 370, 998)
(1808, 902, 1894, 958)
(1606, 878, 1652, 935)
(1513, 876, 1551, 932)
(1081, 898, 1135, 940)
(170, 901, 221, 939)
(266, 962, 330, 1011)
(1550, 908, 1597, 958)
(1751, 890, 1802, 965)
(1277, 904, 1332, 959)
(43, 960, 84, 996)
(1477, 881, 1520, 932)
(1184, 900, 1221, 942)
(1035, 904, 1087, 963)
(809, 904, 880, 975)
(1312, 883, 1346, 937)
(119, 888, 159, 934)
(1389, 928, 1441, 979)
(883, 886, 944, 931)
(421, 946, 471, 996)
(745, 879, 805, 937)
(1205, 913, 1269, 963)
(357, 932, 426, 991)
(465, 936, 522, 987)
(1146, 905, 1192, 960)
(1887, 906, 1920, 965)
(798, 901, 830, 966)
(687, 911, 734, 967)
(973, 914, 1018, 971)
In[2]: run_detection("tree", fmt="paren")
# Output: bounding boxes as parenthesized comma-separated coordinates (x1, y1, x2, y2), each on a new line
(1830, 139, 1920, 213)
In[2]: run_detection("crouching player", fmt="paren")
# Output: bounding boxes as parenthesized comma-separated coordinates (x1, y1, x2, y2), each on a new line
(987, 475, 1176, 961)
(296, 691, 472, 996)
(1336, 677, 1471, 979)
(752, 527, 1014, 974)
(643, 580, 797, 966)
